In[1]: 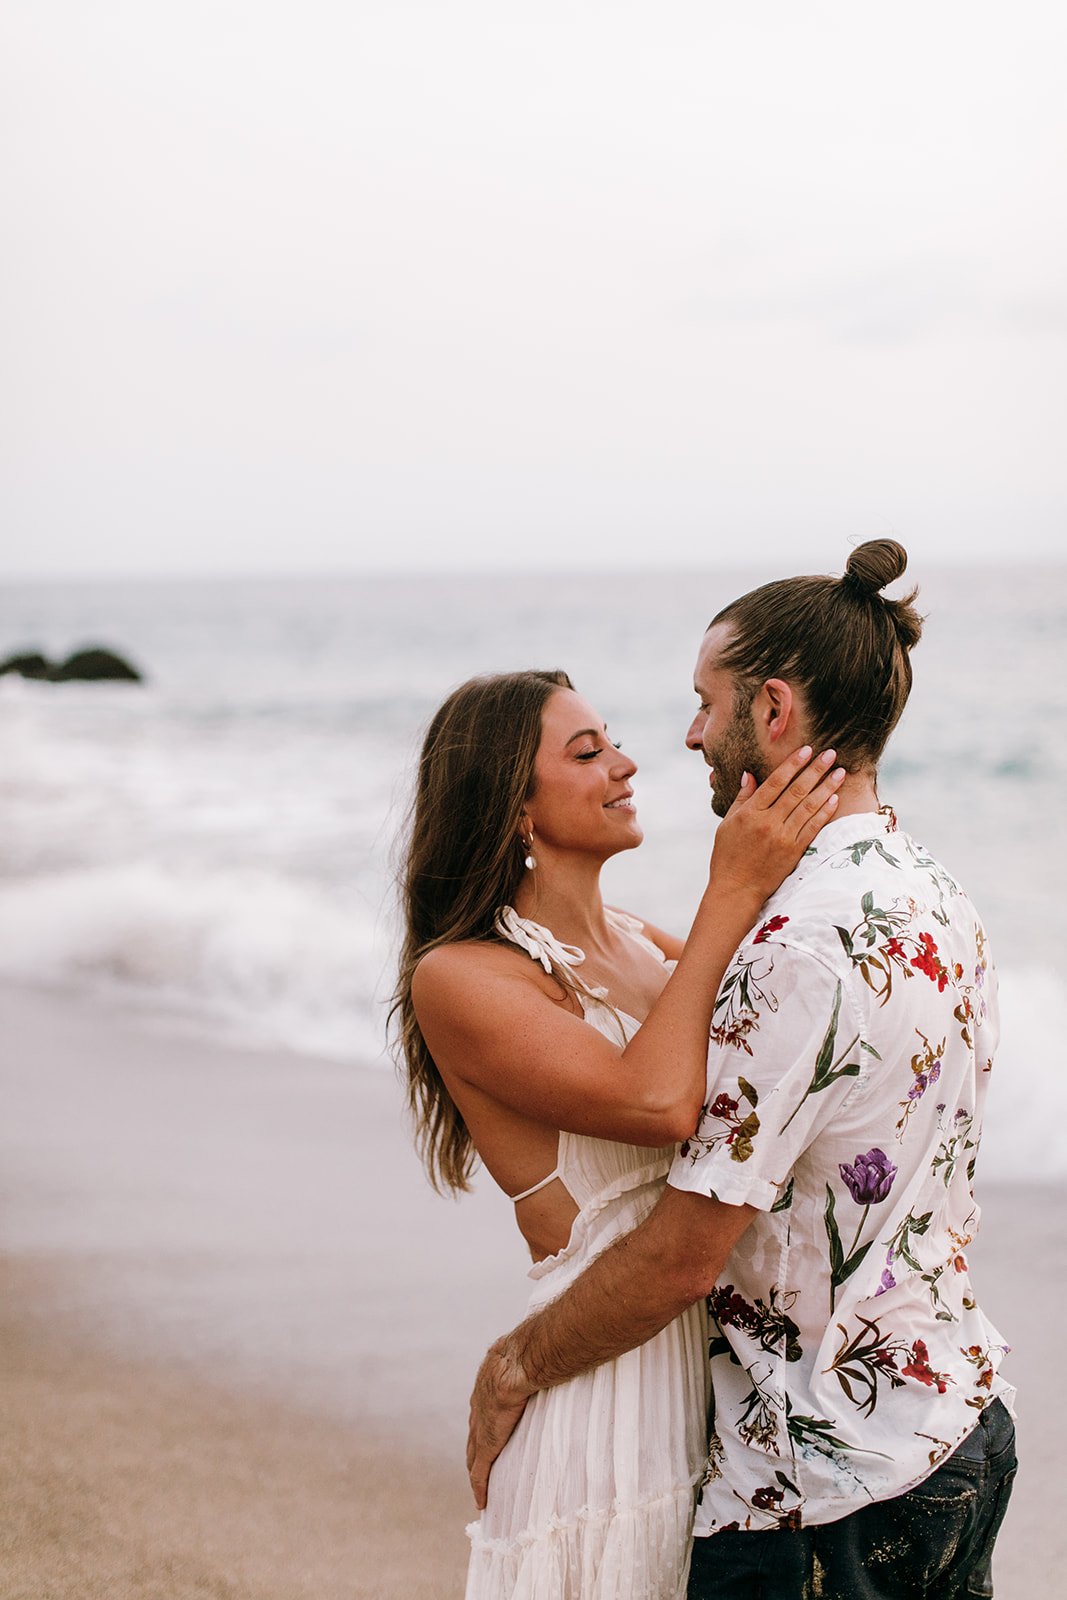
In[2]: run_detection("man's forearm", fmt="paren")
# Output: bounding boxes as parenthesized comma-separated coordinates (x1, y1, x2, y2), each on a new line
(506, 1188, 755, 1396)
(468, 1189, 756, 1507)
(512, 1214, 693, 1393)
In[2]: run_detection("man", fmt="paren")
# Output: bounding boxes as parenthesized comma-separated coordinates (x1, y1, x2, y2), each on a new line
(468, 540, 1016, 1599)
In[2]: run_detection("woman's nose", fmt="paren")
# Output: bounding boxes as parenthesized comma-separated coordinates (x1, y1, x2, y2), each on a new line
(613, 748, 638, 777)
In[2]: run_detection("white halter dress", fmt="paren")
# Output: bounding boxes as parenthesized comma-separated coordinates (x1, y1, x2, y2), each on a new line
(465, 909, 710, 1600)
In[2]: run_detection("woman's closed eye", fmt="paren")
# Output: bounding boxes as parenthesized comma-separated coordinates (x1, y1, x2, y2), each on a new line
(576, 740, 623, 761)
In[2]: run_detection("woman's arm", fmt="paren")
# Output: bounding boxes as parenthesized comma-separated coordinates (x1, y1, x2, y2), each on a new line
(413, 746, 843, 1146)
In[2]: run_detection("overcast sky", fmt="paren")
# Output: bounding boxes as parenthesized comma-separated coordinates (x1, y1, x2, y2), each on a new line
(2, 1, 1064, 578)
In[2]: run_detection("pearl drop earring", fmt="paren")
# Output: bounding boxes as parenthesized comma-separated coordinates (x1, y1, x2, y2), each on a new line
(522, 828, 536, 870)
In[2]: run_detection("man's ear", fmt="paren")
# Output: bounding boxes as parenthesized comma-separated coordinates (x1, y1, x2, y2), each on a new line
(753, 679, 795, 745)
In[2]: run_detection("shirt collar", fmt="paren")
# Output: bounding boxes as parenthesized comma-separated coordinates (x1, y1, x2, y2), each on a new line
(789, 807, 898, 885)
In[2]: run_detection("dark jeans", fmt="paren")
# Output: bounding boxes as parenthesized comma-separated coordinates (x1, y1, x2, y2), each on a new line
(688, 1398, 1017, 1600)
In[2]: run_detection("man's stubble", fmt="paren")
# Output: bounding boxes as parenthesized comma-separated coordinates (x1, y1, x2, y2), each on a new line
(707, 689, 768, 819)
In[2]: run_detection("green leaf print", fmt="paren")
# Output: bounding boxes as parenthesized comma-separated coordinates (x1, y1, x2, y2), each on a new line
(825, 1184, 875, 1313)
(780, 984, 861, 1133)
(711, 953, 778, 1055)
(826, 1315, 909, 1417)
(884, 1209, 932, 1275)
(784, 1397, 893, 1461)
(839, 838, 900, 870)
(835, 891, 958, 1010)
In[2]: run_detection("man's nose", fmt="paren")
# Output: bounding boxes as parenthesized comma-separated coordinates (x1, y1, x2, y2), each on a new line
(685, 713, 705, 751)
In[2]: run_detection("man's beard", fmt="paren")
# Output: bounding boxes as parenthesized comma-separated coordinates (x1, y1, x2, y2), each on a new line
(707, 696, 767, 818)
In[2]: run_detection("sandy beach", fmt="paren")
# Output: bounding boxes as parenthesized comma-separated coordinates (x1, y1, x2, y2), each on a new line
(0, 982, 1058, 1599)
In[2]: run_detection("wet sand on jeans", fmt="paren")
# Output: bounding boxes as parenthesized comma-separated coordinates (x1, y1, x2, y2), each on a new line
(0, 983, 1059, 1598)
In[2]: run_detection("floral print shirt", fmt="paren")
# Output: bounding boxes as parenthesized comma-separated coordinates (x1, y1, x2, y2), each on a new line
(668, 810, 1013, 1535)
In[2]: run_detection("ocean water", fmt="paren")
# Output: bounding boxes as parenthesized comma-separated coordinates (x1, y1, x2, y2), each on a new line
(3, 565, 1065, 1180)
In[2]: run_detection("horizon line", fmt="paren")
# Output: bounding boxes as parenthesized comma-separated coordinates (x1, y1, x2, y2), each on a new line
(4, 553, 1066, 586)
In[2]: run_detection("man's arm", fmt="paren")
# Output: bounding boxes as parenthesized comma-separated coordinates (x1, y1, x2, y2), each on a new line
(466, 1186, 755, 1507)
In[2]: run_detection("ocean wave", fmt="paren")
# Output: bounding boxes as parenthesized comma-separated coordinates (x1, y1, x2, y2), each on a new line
(0, 864, 392, 1065)
(978, 967, 1067, 1182)
(0, 860, 1059, 1181)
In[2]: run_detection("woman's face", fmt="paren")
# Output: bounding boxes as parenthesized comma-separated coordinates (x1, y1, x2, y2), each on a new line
(522, 689, 642, 863)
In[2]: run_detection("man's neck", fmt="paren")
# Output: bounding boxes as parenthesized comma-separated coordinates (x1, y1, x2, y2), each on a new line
(826, 770, 881, 820)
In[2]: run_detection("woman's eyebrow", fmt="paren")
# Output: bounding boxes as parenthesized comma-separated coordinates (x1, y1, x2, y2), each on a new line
(564, 726, 606, 747)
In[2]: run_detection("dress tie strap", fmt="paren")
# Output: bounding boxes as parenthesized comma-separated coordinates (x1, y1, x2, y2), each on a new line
(495, 906, 610, 1001)
(494, 907, 588, 973)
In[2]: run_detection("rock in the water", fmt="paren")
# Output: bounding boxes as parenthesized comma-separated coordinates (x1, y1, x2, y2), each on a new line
(54, 646, 143, 682)
(0, 645, 144, 683)
(0, 651, 53, 679)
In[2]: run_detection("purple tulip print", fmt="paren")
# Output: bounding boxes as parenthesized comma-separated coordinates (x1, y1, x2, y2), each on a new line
(839, 1148, 898, 1206)
(826, 1150, 900, 1312)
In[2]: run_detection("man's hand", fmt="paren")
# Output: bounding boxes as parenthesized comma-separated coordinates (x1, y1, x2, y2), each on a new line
(467, 1333, 534, 1509)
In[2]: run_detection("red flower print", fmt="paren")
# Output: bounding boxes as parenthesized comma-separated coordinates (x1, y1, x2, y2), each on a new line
(682, 1078, 760, 1165)
(751, 1485, 785, 1511)
(709, 1284, 760, 1334)
(902, 1339, 954, 1394)
(962, 1343, 996, 1391)
(753, 914, 790, 945)
(710, 1017, 758, 1055)
(911, 932, 950, 991)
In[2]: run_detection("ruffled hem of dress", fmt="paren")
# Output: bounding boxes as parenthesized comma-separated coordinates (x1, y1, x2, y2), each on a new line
(465, 1478, 699, 1600)
(526, 1159, 668, 1283)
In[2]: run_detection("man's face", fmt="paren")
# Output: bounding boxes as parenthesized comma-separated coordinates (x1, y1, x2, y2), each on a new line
(686, 624, 767, 817)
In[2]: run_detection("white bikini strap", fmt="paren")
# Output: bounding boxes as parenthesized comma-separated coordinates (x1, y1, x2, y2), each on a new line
(509, 1166, 562, 1204)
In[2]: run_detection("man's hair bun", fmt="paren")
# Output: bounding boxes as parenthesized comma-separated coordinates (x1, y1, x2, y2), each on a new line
(844, 539, 909, 596)
(842, 538, 923, 649)
(710, 536, 923, 771)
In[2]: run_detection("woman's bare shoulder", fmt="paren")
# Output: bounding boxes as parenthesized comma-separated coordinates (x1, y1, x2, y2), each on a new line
(411, 940, 582, 1073)
(412, 939, 551, 1010)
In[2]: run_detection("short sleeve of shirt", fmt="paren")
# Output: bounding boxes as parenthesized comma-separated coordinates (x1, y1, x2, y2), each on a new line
(668, 940, 869, 1211)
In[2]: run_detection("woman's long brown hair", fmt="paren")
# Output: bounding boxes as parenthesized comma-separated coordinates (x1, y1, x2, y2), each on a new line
(391, 670, 573, 1193)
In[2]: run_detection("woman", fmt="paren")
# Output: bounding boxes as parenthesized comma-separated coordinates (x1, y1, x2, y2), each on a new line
(393, 670, 843, 1600)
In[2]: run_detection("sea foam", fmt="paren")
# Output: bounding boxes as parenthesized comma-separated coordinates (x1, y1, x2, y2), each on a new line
(3, 565, 1064, 1180)
(0, 863, 1060, 1178)
(0, 864, 391, 1065)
